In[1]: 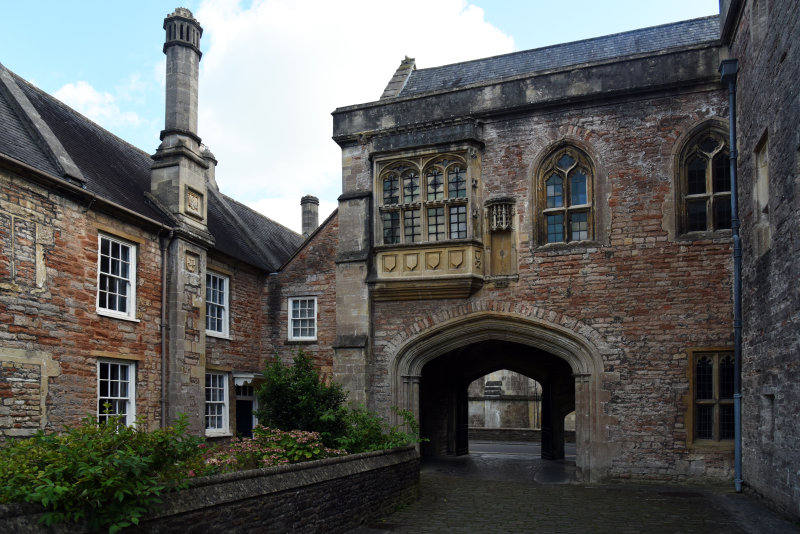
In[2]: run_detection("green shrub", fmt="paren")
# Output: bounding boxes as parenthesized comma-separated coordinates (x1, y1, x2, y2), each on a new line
(0, 414, 203, 533)
(188, 426, 346, 476)
(255, 351, 348, 447)
(255, 351, 424, 453)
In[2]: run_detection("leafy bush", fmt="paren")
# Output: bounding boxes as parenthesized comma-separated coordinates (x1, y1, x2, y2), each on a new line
(187, 426, 346, 476)
(255, 351, 348, 447)
(255, 351, 424, 453)
(336, 406, 424, 453)
(0, 414, 202, 533)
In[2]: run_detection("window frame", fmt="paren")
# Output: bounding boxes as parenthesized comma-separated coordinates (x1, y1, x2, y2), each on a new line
(377, 153, 472, 246)
(536, 146, 594, 245)
(288, 296, 318, 341)
(97, 359, 136, 426)
(687, 348, 735, 447)
(96, 234, 137, 320)
(205, 371, 229, 436)
(678, 126, 732, 235)
(205, 271, 230, 338)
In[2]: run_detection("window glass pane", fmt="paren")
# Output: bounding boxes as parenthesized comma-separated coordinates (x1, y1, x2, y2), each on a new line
(570, 212, 588, 241)
(687, 157, 707, 195)
(720, 405, 735, 439)
(696, 356, 713, 400)
(712, 153, 730, 193)
(427, 207, 445, 241)
(699, 136, 720, 154)
(426, 169, 444, 201)
(546, 214, 563, 243)
(557, 153, 575, 170)
(570, 171, 587, 205)
(402, 171, 419, 203)
(382, 212, 400, 244)
(687, 200, 707, 232)
(719, 355, 734, 399)
(447, 166, 467, 198)
(696, 405, 714, 439)
(546, 175, 563, 208)
(713, 197, 732, 230)
(383, 173, 399, 205)
(404, 209, 421, 243)
(449, 205, 467, 239)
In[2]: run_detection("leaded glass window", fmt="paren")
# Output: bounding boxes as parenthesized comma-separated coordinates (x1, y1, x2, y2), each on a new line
(693, 350, 735, 442)
(681, 129, 731, 234)
(378, 154, 471, 244)
(540, 147, 593, 244)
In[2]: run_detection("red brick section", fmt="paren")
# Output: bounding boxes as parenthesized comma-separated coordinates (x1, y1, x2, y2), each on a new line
(205, 257, 269, 373)
(268, 213, 338, 381)
(0, 172, 163, 436)
(368, 90, 736, 480)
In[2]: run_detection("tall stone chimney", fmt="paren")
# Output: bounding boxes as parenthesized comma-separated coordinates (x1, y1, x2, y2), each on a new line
(150, 8, 209, 231)
(301, 195, 319, 237)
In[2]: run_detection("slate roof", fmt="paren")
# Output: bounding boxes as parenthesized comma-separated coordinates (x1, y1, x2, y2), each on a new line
(0, 64, 302, 272)
(399, 16, 720, 97)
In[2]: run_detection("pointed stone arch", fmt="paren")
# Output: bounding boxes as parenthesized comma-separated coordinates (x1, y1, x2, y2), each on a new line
(386, 307, 619, 482)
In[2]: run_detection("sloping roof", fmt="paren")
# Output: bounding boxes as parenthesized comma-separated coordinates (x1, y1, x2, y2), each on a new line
(398, 16, 720, 97)
(0, 64, 302, 272)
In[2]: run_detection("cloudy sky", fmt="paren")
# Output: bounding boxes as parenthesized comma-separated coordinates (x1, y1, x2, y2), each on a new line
(0, 0, 718, 233)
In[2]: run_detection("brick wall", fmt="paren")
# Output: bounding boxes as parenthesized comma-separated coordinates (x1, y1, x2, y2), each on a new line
(0, 446, 419, 534)
(268, 213, 338, 381)
(725, 0, 800, 518)
(366, 88, 736, 481)
(0, 170, 164, 438)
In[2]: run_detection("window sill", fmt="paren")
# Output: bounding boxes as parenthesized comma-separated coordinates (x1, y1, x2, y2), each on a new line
(97, 309, 140, 323)
(688, 439, 735, 451)
(206, 331, 231, 340)
(676, 230, 732, 242)
(205, 430, 232, 438)
(285, 339, 317, 345)
(534, 240, 601, 253)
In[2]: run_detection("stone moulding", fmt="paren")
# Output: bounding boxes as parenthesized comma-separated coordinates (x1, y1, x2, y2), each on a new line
(0, 446, 420, 534)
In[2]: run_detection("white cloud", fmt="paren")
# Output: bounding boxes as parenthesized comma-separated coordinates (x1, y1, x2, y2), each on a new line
(194, 0, 514, 232)
(54, 80, 143, 128)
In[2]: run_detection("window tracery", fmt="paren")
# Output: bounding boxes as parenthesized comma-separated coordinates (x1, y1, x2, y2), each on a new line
(537, 146, 593, 244)
(679, 127, 731, 234)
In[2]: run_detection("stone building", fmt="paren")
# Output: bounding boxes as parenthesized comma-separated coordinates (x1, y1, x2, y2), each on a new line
(719, 0, 800, 518)
(0, 8, 302, 441)
(0, 1, 798, 519)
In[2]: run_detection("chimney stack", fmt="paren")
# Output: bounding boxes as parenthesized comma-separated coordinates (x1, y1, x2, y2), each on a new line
(151, 8, 209, 230)
(301, 195, 319, 237)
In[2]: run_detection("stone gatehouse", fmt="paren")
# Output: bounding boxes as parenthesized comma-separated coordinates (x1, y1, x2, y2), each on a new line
(0, 0, 798, 519)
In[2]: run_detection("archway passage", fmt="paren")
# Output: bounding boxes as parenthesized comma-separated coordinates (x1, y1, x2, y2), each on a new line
(419, 340, 575, 460)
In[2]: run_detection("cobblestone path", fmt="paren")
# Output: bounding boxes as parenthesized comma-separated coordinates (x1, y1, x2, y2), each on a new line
(348, 442, 800, 534)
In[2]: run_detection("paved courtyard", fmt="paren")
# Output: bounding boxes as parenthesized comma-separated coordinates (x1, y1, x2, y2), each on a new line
(349, 441, 800, 534)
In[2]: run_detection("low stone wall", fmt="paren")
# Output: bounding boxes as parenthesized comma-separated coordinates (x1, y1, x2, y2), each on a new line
(469, 427, 576, 443)
(0, 446, 419, 533)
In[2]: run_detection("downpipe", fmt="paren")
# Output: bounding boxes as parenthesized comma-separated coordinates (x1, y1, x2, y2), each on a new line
(159, 229, 174, 428)
(720, 59, 742, 493)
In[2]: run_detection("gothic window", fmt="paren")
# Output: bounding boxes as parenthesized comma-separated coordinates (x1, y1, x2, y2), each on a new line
(691, 350, 735, 442)
(538, 146, 593, 244)
(680, 128, 731, 234)
(378, 154, 471, 245)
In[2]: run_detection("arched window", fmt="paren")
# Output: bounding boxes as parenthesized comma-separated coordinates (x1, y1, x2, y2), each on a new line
(378, 154, 470, 245)
(679, 127, 731, 234)
(538, 146, 593, 244)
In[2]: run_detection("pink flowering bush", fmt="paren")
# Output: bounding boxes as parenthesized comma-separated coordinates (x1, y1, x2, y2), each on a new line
(186, 426, 346, 477)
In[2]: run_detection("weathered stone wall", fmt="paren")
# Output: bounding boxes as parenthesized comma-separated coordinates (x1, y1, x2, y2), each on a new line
(351, 84, 736, 481)
(723, 0, 800, 518)
(268, 213, 338, 380)
(0, 169, 164, 439)
(0, 446, 419, 534)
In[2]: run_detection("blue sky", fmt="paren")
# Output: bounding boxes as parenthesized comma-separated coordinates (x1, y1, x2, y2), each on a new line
(0, 0, 719, 232)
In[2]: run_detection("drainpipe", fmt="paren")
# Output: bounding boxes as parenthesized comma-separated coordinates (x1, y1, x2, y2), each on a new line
(720, 58, 742, 493)
(159, 230, 174, 427)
